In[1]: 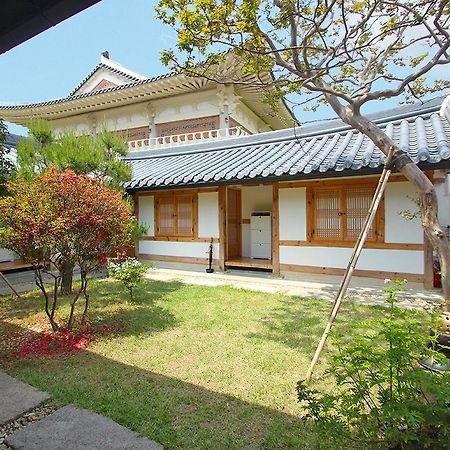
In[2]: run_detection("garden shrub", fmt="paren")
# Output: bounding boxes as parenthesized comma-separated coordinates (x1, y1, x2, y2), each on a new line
(108, 257, 151, 299)
(297, 280, 450, 449)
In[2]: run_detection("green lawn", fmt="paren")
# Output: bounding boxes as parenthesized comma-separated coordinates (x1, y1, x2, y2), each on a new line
(0, 277, 385, 449)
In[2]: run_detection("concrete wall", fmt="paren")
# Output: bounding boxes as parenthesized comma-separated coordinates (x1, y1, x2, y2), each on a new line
(0, 248, 16, 262)
(241, 185, 273, 257)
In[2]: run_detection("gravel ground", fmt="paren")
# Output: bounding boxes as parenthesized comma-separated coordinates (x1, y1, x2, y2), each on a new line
(0, 400, 59, 450)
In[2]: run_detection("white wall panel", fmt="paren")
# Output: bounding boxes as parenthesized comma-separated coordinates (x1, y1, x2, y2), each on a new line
(279, 187, 307, 241)
(154, 90, 219, 123)
(138, 196, 154, 236)
(280, 246, 423, 274)
(436, 174, 450, 227)
(198, 192, 219, 238)
(385, 182, 423, 244)
(139, 241, 219, 259)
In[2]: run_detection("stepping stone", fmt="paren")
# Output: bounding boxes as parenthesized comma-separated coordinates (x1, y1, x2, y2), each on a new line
(5, 405, 163, 450)
(0, 371, 50, 424)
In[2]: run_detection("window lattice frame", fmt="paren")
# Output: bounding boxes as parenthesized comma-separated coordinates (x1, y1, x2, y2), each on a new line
(155, 192, 197, 238)
(308, 183, 384, 243)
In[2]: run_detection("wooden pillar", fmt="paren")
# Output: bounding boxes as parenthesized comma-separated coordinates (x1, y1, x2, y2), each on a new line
(133, 193, 140, 258)
(89, 114, 97, 138)
(272, 183, 280, 276)
(218, 186, 227, 271)
(147, 103, 156, 139)
(423, 234, 433, 290)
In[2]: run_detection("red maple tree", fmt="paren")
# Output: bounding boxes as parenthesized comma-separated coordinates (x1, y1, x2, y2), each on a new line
(0, 168, 135, 330)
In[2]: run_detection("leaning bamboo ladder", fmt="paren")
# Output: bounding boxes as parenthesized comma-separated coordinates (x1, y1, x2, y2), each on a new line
(305, 147, 396, 382)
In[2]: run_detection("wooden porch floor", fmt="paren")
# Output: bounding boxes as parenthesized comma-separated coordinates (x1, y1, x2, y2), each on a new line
(0, 260, 32, 272)
(225, 257, 273, 270)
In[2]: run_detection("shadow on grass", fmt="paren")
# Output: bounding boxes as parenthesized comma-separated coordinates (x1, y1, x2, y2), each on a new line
(0, 278, 183, 339)
(0, 321, 349, 450)
(87, 279, 183, 337)
(246, 296, 384, 355)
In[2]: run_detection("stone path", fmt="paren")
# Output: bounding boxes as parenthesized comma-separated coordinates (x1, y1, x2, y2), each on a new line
(0, 372, 50, 425)
(144, 262, 444, 311)
(0, 371, 162, 450)
(5, 406, 162, 450)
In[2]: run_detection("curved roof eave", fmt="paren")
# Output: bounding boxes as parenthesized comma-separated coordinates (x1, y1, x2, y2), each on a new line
(0, 74, 295, 130)
(0, 72, 211, 123)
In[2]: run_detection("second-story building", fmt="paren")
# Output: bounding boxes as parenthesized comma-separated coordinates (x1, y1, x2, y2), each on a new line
(0, 52, 296, 150)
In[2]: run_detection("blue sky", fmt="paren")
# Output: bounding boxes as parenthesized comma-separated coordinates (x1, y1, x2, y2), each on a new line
(0, 0, 448, 136)
(0, 0, 175, 135)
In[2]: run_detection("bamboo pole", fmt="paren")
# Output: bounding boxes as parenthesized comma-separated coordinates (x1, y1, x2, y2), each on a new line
(0, 270, 21, 298)
(305, 161, 393, 382)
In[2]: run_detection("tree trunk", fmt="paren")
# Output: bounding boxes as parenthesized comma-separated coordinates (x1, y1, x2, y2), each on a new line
(417, 186, 449, 307)
(66, 275, 88, 329)
(60, 260, 74, 295)
(81, 277, 90, 324)
(343, 112, 450, 311)
(355, 118, 450, 311)
(34, 269, 59, 331)
(66, 292, 81, 329)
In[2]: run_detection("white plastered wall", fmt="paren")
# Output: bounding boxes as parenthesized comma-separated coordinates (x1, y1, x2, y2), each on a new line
(138, 196, 155, 237)
(198, 192, 219, 238)
(278, 180, 424, 275)
(139, 241, 219, 259)
(384, 181, 423, 244)
(280, 246, 423, 274)
(51, 88, 272, 138)
(231, 102, 270, 134)
(279, 187, 307, 240)
(52, 90, 222, 137)
(53, 104, 150, 137)
(435, 173, 450, 229)
(153, 90, 219, 124)
(241, 185, 273, 257)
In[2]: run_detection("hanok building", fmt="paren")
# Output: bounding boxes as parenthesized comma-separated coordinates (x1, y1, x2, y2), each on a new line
(1, 53, 450, 288)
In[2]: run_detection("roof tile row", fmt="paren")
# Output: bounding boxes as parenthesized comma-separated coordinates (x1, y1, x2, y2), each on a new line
(126, 96, 450, 191)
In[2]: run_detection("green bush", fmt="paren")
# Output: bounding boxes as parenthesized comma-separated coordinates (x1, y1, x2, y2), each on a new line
(108, 258, 151, 299)
(297, 280, 450, 449)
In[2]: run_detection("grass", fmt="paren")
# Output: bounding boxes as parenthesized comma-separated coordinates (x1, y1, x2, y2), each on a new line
(0, 277, 390, 449)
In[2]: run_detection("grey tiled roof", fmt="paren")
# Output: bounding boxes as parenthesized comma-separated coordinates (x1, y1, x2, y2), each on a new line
(3, 133, 20, 149)
(126, 96, 450, 191)
(69, 62, 148, 96)
(0, 73, 176, 111)
(1, 133, 20, 164)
